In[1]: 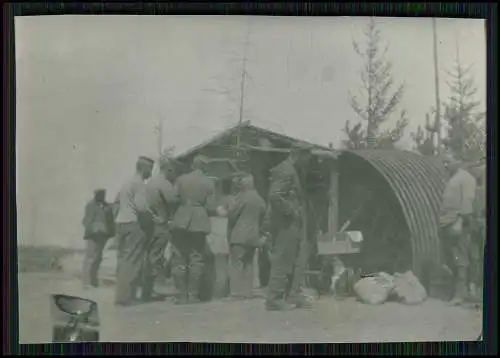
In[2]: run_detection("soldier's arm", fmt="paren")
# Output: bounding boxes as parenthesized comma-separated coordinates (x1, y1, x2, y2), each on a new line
(82, 202, 93, 227)
(259, 201, 269, 236)
(104, 203, 116, 237)
(461, 176, 477, 216)
(227, 195, 243, 222)
(268, 169, 296, 218)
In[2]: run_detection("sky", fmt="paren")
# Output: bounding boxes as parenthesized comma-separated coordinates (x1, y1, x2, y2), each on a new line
(15, 15, 486, 248)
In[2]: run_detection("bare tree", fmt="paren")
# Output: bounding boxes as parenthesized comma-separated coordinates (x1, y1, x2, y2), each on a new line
(343, 17, 408, 150)
(441, 42, 486, 163)
(202, 19, 254, 130)
(154, 118, 176, 170)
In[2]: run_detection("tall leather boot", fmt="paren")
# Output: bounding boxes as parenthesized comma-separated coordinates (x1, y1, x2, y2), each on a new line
(171, 264, 188, 305)
(187, 260, 204, 304)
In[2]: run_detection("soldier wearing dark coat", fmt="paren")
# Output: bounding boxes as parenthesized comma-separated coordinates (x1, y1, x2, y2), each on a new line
(170, 155, 217, 304)
(81, 189, 114, 289)
(264, 144, 313, 311)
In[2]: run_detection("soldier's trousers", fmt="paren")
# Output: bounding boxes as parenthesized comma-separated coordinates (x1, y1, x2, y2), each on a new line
(170, 229, 206, 299)
(142, 224, 170, 298)
(266, 225, 308, 303)
(229, 244, 256, 298)
(115, 222, 147, 304)
(81, 235, 108, 287)
(440, 225, 471, 300)
(258, 244, 272, 287)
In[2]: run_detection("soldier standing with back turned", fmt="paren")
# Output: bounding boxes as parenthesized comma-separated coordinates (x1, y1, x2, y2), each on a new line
(264, 144, 313, 311)
(170, 155, 217, 304)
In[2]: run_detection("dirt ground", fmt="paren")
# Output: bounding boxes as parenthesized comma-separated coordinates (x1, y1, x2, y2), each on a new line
(17, 272, 482, 344)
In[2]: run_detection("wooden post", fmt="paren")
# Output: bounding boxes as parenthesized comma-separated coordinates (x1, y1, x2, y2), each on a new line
(328, 162, 340, 236)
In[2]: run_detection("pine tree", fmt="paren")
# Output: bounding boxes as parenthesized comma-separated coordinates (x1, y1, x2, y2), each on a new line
(442, 44, 486, 163)
(343, 17, 408, 150)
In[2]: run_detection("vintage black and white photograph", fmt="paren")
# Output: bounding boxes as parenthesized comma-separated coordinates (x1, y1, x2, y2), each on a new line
(15, 15, 486, 343)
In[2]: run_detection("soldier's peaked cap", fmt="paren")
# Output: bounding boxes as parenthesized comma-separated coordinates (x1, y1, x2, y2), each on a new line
(138, 156, 155, 165)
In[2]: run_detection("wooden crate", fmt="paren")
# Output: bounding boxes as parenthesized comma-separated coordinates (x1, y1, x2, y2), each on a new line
(317, 231, 362, 256)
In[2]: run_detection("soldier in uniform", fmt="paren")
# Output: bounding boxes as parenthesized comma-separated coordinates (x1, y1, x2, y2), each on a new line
(81, 189, 114, 289)
(226, 174, 267, 300)
(439, 153, 477, 306)
(114, 156, 154, 306)
(170, 155, 217, 304)
(141, 157, 179, 301)
(264, 144, 313, 311)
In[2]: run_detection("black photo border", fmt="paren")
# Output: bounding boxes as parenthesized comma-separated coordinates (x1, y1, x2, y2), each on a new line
(3, 2, 497, 355)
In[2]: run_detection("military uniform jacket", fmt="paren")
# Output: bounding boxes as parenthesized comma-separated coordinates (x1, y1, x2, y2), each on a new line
(266, 158, 307, 236)
(171, 169, 216, 234)
(82, 199, 114, 239)
(227, 189, 267, 246)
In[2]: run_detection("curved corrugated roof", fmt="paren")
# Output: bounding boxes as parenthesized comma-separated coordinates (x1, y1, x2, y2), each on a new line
(342, 150, 447, 277)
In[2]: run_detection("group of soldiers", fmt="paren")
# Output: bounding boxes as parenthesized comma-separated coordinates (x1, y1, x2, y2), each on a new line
(81, 145, 486, 310)
(81, 143, 316, 311)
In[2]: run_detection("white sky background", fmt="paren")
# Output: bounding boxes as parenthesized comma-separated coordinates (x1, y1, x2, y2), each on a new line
(15, 16, 486, 248)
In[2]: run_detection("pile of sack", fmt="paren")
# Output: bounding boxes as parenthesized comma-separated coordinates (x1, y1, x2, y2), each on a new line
(353, 271, 427, 305)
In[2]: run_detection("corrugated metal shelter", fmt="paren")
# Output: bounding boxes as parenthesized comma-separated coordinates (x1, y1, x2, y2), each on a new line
(338, 150, 447, 282)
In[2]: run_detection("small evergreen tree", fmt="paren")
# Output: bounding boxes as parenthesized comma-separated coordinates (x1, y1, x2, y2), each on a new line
(343, 17, 408, 150)
(441, 45, 486, 163)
